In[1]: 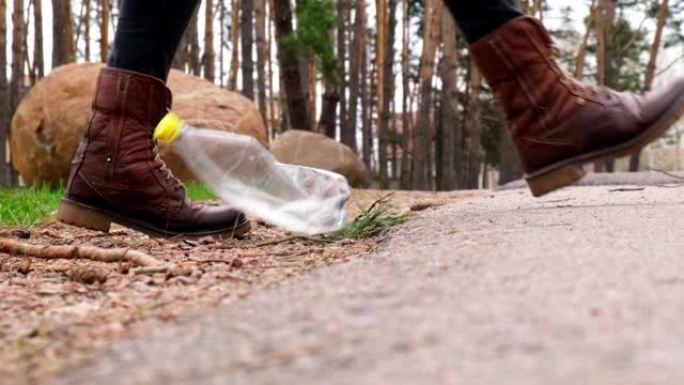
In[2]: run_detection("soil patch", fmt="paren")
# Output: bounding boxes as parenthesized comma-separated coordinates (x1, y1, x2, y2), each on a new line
(0, 189, 481, 385)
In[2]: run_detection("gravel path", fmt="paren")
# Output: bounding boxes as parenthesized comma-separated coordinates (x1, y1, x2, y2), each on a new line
(54, 185, 684, 385)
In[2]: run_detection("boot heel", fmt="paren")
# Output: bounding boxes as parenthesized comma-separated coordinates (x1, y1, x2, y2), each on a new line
(526, 164, 586, 197)
(57, 199, 112, 233)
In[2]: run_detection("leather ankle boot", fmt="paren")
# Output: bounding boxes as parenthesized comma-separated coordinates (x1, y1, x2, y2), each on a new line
(58, 68, 251, 237)
(470, 16, 684, 196)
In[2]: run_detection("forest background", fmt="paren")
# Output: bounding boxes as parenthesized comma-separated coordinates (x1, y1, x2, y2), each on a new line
(0, 0, 683, 192)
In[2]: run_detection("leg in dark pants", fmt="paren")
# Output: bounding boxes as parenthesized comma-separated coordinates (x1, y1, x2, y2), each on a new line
(442, 0, 523, 43)
(108, 0, 200, 81)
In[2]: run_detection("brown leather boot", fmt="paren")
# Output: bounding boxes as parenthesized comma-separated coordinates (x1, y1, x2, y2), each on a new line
(58, 68, 251, 237)
(470, 16, 684, 197)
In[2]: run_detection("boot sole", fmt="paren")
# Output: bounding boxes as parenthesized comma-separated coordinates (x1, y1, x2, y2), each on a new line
(57, 198, 252, 239)
(526, 94, 684, 197)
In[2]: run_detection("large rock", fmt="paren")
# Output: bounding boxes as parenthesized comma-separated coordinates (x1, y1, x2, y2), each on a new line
(10, 62, 268, 186)
(271, 130, 370, 188)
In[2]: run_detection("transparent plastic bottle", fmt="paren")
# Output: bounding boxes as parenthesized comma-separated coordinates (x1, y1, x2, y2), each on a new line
(154, 113, 351, 235)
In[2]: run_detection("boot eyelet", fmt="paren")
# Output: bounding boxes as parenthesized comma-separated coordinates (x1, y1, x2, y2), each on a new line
(105, 155, 112, 163)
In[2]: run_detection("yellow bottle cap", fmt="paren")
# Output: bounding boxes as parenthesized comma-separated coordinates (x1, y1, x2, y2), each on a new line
(154, 112, 183, 144)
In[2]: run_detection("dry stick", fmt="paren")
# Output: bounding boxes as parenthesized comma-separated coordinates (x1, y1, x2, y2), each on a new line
(252, 235, 311, 247)
(0, 239, 161, 267)
(366, 192, 395, 213)
(648, 167, 684, 182)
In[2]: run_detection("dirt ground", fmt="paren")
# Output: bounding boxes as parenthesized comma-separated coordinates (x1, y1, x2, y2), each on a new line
(0, 189, 479, 385)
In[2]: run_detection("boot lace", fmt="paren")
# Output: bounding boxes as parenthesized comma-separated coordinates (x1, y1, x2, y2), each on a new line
(152, 144, 184, 192)
(549, 45, 614, 102)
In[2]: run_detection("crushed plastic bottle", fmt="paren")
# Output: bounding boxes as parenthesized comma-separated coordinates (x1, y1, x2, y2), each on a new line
(154, 112, 351, 235)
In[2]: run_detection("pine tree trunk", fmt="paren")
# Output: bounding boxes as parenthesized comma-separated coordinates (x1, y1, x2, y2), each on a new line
(255, 0, 268, 123)
(0, 0, 14, 186)
(188, 10, 201, 76)
(32, 0, 44, 78)
(84, 0, 91, 61)
(5, 0, 25, 186)
(273, 0, 311, 130)
(336, 0, 347, 141)
(377, 0, 396, 188)
(344, 0, 363, 152)
(52, 0, 76, 67)
(318, 82, 339, 138)
(359, 1, 371, 169)
(241, 0, 254, 98)
(203, 0, 215, 81)
(267, 0, 277, 137)
(100, 0, 109, 62)
(308, 59, 316, 130)
(594, 0, 616, 172)
(399, 0, 411, 189)
(172, 33, 188, 71)
(437, 12, 458, 191)
(10, 0, 24, 112)
(219, 0, 225, 86)
(228, 0, 240, 89)
(463, 61, 482, 189)
(574, 0, 595, 79)
(412, 0, 440, 190)
(629, 0, 669, 172)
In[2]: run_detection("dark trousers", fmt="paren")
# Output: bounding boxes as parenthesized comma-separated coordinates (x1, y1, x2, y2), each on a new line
(109, 0, 521, 82)
(108, 0, 200, 81)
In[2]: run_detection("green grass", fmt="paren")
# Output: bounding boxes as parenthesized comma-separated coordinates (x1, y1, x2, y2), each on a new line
(185, 183, 217, 201)
(0, 185, 64, 227)
(0, 184, 409, 240)
(0, 184, 218, 228)
(329, 203, 410, 241)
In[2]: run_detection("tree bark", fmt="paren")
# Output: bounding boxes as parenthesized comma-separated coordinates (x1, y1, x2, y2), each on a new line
(228, 0, 240, 89)
(463, 61, 483, 189)
(188, 9, 201, 76)
(437, 12, 459, 191)
(10, 0, 24, 112)
(219, 0, 225, 86)
(344, 0, 364, 151)
(203, 0, 216, 81)
(84, 0, 92, 61)
(412, 0, 440, 190)
(32, 0, 44, 78)
(0, 0, 15, 186)
(100, 0, 109, 62)
(377, 0, 396, 188)
(574, 0, 596, 79)
(335, 0, 347, 141)
(629, 0, 669, 172)
(52, 0, 76, 67)
(267, 0, 277, 137)
(318, 83, 340, 138)
(255, 0, 268, 122)
(273, 0, 311, 130)
(359, 0, 371, 169)
(241, 0, 254, 98)
(399, 0, 411, 189)
(593, 0, 613, 172)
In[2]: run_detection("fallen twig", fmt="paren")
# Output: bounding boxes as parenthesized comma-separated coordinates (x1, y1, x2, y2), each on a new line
(253, 235, 312, 247)
(132, 266, 171, 275)
(648, 167, 684, 181)
(0, 239, 160, 267)
(366, 192, 395, 213)
(609, 187, 646, 192)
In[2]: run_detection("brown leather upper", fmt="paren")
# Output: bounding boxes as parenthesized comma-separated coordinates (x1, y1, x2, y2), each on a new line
(66, 67, 248, 235)
(470, 16, 684, 173)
